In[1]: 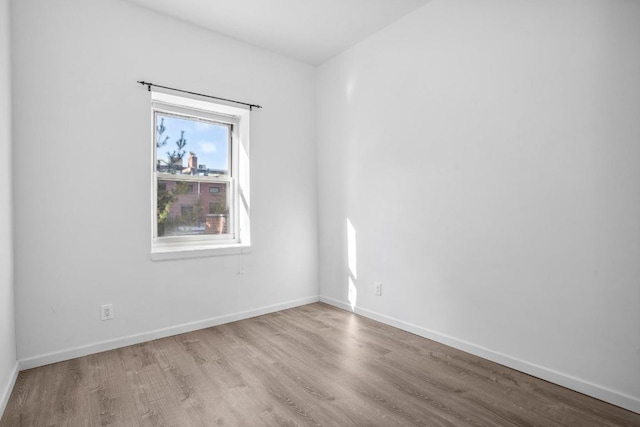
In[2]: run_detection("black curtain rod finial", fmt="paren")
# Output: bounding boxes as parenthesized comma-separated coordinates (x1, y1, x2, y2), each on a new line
(137, 81, 151, 91)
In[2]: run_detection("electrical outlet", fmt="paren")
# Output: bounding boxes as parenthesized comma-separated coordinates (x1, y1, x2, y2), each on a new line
(374, 282, 382, 296)
(101, 304, 114, 321)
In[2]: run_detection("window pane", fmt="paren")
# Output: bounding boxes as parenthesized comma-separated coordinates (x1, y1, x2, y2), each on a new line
(155, 112, 230, 176)
(157, 180, 230, 237)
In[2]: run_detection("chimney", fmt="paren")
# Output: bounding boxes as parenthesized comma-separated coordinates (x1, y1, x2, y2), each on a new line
(188, 152, 198, 170)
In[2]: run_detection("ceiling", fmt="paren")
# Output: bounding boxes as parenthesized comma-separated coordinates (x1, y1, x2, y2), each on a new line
(124, 0, 430, 65)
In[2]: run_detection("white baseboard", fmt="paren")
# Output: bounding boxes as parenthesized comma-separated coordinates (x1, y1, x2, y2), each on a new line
(19, 296, 320, 371)
(0, 361, 19, 419)
(320, 296, 640, 415)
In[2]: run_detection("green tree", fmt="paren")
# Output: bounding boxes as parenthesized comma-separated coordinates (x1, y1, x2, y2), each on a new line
(194, 196, 204, 226)
(156, 117, 169, 148)
(156, 122, 191, 235)
(166, 131, 187, 173)
(157, 181, 191, 236)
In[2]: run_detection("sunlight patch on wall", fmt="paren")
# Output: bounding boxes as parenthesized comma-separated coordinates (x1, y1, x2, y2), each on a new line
(347, 218, 358, 310)
(347, 218, 357, 279)
(348, 277, 358, 311)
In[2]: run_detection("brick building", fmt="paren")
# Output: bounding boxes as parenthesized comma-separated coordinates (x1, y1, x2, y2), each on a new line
(158, 152, 228, 235)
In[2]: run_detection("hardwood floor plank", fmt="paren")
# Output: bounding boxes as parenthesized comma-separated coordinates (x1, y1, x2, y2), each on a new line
(2, 302, 639, 426)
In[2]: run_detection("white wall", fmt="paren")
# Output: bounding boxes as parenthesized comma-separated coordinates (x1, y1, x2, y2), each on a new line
(0, 0, 17, 415)
(11, 0, 318, 365)
(317, 0, 640, 412)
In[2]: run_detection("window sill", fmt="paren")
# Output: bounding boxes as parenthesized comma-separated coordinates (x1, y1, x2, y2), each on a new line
(150, 243, 251, 261)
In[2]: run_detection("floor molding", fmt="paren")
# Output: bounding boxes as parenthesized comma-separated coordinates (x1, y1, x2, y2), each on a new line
(0, 361, 18, 419)
(319, 296, 640, 414)
(19, 295, 320, 371)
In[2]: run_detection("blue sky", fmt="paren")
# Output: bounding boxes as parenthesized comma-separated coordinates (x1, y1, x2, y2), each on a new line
(156, 113, 229, 172)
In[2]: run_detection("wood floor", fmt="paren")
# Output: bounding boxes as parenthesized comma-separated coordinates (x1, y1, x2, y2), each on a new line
(1, 303, 639, 426)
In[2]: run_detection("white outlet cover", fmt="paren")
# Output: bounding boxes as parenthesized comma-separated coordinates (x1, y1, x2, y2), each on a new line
(101, 304, 114, 320)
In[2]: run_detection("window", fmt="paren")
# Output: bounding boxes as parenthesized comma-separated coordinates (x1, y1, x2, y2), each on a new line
(180, 205, 194, 219)
(150, 91, 251, 258)
(209, 202, 226, 214)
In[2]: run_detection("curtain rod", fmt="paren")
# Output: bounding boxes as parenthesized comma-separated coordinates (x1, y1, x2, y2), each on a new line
(137, 81, 262, 111)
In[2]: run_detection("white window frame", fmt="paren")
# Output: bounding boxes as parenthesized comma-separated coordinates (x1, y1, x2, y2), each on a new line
(150, 91, 251, 260)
